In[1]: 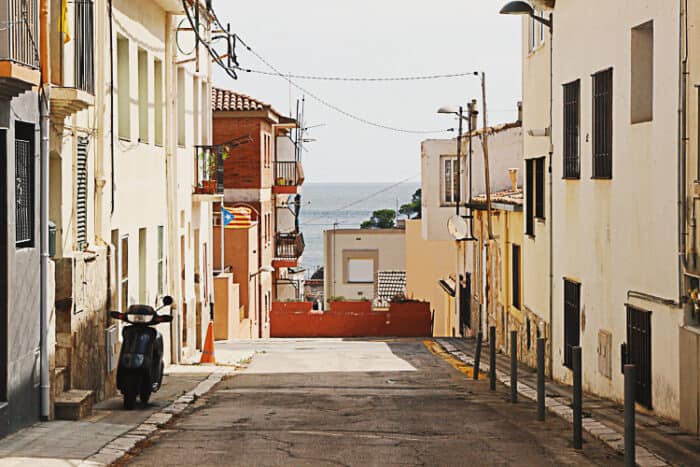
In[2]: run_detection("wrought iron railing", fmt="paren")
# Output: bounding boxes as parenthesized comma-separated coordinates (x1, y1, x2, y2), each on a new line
(0, 0, 39, 68)
(193, 145, 224, 195)
(276, 232, 305, 259)
(274, 161, 304, 187)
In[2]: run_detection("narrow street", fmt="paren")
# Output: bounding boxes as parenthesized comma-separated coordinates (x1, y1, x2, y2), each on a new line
(124, 339, 623, 466)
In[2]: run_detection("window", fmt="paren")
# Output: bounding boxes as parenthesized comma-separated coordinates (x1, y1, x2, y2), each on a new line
(193, 77, 200, 147)
(512, 244, 520, 309)
(157, 225, 164, 296)
(76, 137, 88, 249)
(631, 21, 653, 124)
(535, 157, 545, 218)
(525, 159, 534, 235)
(177, 67, 186, 147)
(343, 250, 378, 284)
(117, 35, 130, 140)
(74, 0, 94, 94)
(15, 122, 34, 248)
(441, 156, 460, 205)
(154, 59, 163, 146)
(138, 228, 147, 304)
(138, 48, 149, 143)
(120, 236, 129, 311)
(201, 81, 208, 144)
(592, 68, 613, 179)
(563, 278, 581, 369)
(529, 10, 545, 52)
(526, 318, 532, 350)
(525, 157, 545, 235)
(563, 80, 580, 179)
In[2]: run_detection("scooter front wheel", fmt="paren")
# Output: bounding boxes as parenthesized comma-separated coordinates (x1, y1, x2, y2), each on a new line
(124, 390, 137, 410)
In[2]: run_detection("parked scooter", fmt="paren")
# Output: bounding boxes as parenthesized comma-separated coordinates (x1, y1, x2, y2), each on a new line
(110, 296, 174, 409)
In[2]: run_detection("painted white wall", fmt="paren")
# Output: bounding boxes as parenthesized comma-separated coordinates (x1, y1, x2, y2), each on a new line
(551, 0, 682, 420)
(324, 229, 405, 303)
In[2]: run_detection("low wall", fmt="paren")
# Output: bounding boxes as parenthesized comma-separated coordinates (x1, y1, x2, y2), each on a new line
(271, 301, 431, 338)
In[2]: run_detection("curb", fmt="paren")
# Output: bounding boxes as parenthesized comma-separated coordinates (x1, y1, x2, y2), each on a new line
(77, 367, 234, 467)
(435, 339, 669, 467)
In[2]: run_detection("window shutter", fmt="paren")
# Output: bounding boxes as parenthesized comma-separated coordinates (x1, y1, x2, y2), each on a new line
(76, 137, 89, 249)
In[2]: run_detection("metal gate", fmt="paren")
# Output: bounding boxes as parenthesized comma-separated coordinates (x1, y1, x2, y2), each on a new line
(563, 279, 581, 369)
(626, 305, 652, 408)
(459, 273, 471, 334)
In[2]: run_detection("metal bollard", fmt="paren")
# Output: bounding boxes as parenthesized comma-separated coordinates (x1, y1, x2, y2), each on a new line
(572, 346, 582, 449)
(489, 326, 496, 390)
(474, 331, 483, 380)
(537, 337, 545, 421)
(624, 364, 636, 467)
(510, 330, 517, 403)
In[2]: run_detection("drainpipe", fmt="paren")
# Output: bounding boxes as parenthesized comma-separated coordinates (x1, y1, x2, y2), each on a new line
(39, 0, 50, 421)
(679, 0, 689, 302)
(547, 12, 554, 377)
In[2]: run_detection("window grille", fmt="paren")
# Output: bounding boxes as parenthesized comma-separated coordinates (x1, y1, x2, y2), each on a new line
(15, 136, 34, 248)
(535, 157, 545, 218)
(563, 80, 580, 179)
(512, 244, 521, 309)
(593, 69, 613, 178)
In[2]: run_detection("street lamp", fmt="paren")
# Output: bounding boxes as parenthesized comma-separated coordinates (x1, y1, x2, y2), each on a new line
(499, 1, 552, 29)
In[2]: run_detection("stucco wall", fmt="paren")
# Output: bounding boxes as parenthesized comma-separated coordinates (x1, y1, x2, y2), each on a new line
(324, 229, 406, 305)
(405, 219, 458, 337)
(551, 0, 682, 419)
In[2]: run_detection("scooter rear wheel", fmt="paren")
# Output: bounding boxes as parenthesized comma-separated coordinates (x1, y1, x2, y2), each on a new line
(124, 390, 137, 410)
(139, 389, 151, 404)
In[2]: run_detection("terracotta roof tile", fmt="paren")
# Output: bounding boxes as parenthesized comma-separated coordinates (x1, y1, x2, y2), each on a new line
(473, 188, 524, 206)
(211, 87, 270, 112)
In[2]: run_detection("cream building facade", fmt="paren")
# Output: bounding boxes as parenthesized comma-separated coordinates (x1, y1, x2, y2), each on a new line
(324, 228, 405, 307)
(547, 0, 685, 422)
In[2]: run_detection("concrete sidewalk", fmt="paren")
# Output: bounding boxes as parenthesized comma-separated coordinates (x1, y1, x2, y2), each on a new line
(0, 345, 254, 467)
(438, 338, 700, 467)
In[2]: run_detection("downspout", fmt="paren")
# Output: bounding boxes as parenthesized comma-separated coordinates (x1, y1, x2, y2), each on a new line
(165, 13, 181, 362)
(548, 13, 554, 376)
(39, 0, 50, 421)
(679, 0, 689, 302)
(108, 0, 115, 214)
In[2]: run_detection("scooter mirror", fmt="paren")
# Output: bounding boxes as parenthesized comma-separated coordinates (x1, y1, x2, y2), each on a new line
(109, 311, 122, 319)
(162, 296, 174, 306)
(157, 315, 174, 323)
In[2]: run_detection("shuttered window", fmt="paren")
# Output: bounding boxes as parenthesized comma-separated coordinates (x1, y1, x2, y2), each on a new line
(564, 279, 581, 369)
(535, 157, 545, 218)
(592, 69, 613, 178)
(15, 124, 34, 248)
(525, 159, 534, 235)
(76, 137, 89, 249)
(563, 80, 580, 179)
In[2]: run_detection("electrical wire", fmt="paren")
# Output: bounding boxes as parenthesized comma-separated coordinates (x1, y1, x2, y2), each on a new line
(233, 66, 479, 82)
(300, 174, 420, 226)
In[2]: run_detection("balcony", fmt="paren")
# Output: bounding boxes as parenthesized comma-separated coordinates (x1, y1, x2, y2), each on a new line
(273, 161, 305, 194)
(275, 232, 305, 263)
(49, 0, 95, 121)
(0, 0, 40, 100)
(193, 144, 224, 202)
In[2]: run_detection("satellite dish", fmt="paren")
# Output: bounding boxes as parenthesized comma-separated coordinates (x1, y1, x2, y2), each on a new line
(447, 215, 469, 240)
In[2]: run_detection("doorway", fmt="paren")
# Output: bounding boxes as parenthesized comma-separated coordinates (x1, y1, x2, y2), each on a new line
(626, 305, 652, 408)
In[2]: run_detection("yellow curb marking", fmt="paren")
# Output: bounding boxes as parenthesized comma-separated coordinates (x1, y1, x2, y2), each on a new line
(423, 340, 486, 379)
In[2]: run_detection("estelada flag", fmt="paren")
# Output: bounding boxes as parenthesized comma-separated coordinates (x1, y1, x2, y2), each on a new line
(222, 206, 252, 229)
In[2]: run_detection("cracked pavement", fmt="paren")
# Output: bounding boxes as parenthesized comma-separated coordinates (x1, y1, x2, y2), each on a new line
(124, 338, 624, 466)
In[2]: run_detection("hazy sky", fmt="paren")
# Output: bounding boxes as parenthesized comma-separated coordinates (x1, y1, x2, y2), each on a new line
(212, 1, 522, 183)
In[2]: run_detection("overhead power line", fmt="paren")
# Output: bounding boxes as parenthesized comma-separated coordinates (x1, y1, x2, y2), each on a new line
(233, 66, 479, 82)
(300, 174, 420, 226)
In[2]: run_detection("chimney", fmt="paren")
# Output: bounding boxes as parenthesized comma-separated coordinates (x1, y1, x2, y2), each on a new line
(508, 168, 518, 191)
(517, 101, 523, 122)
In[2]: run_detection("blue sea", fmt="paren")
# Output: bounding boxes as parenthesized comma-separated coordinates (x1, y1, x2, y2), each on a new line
(298, 182, 420, 276)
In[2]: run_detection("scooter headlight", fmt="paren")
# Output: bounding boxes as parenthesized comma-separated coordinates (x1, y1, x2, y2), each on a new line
(127, 313, 153, 324)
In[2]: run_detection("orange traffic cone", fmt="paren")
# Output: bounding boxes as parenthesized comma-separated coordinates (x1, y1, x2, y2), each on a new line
(200, 321, 216, 364)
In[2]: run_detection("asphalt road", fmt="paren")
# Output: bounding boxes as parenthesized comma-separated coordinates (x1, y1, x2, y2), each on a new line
(125, 338, 623, 466)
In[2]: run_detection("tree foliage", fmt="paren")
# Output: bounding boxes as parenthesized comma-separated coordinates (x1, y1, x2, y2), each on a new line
(399, 189, 421, 219)
(361, 209, 397, 229)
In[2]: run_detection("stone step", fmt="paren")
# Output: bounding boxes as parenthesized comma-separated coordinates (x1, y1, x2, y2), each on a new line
(55, 389, 93, 421)
(54, 366, 69, 395)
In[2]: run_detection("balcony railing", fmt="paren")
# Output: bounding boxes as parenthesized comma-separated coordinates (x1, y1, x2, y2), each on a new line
(73, 0, 94, 94)
(276, 232, 305, 260)
(194, 145, 224, 195)
(274, 161, 304, 187)
(0, 0, 39, 68)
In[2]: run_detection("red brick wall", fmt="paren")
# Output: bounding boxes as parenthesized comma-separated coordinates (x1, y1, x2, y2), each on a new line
(271, 301, 432, 337)
(213, 116, 274, 189)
